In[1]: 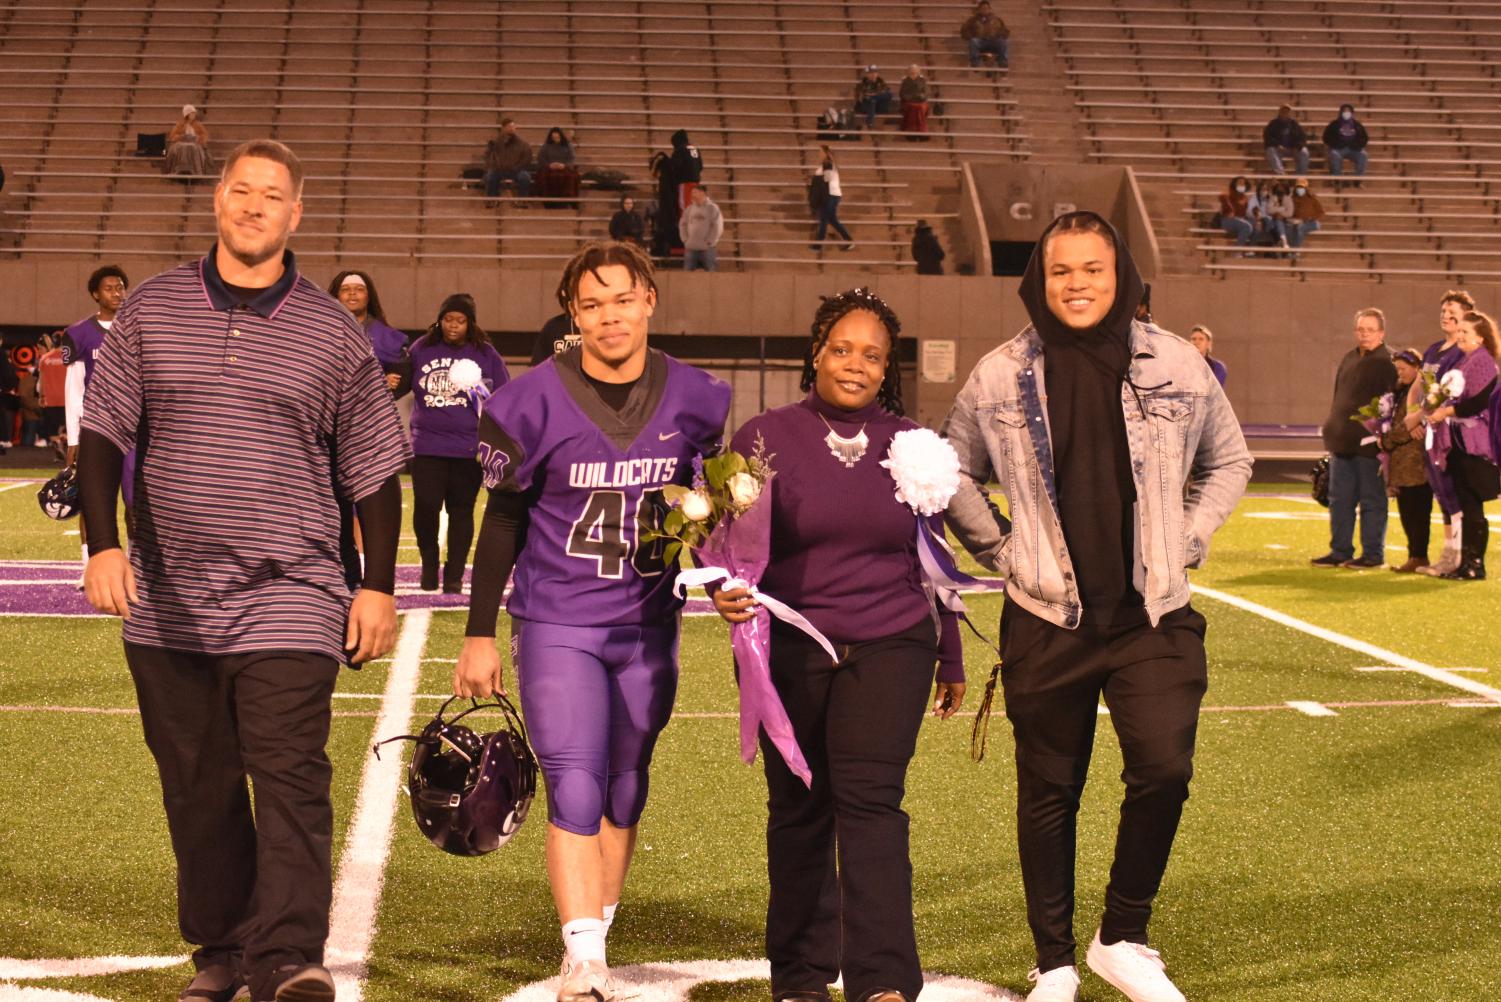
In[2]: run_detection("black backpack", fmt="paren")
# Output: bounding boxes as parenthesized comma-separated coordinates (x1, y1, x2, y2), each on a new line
(807, 174, 829, 214)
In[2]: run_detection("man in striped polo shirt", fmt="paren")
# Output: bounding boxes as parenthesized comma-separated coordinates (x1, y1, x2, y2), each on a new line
(78, 139, 410, 1002)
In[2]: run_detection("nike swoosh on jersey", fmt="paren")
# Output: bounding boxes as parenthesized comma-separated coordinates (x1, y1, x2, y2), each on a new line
(658, 431, 681, 441)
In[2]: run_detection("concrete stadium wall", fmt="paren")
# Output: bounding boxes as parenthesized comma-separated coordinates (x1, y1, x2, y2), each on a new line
(0, 256, 1482, 432)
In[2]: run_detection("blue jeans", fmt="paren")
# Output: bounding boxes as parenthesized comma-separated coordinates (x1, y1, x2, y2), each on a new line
(1328, 454, 1387, 561)
(1219, 215, 1253, 246)
(484, 168, 532, 198)
(969, 37, 1008, 65)
(816, 195, 852, 243)
(1265, 145, 1310, 175)
(683, 248, 718, 271)
(855, 90, 894, 126)
(1289, 218, 1320, 248)
(1328, 147, 1368, 176)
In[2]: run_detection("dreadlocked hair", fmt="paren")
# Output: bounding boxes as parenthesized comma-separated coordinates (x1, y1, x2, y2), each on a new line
(556, 240, 658, 313)
(800, 287, 905, 415)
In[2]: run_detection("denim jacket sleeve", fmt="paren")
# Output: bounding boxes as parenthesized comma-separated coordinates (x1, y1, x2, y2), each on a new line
(1182, 372, 1253, 566)
(941, 370, 1013, 573)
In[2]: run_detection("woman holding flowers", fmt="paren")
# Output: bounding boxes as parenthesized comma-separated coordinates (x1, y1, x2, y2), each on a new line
(711, 288, 964, 1002)
(1419, 311, 1500, 579)
(1379, 349, 1433, 572)
(409, 292, 508, 592)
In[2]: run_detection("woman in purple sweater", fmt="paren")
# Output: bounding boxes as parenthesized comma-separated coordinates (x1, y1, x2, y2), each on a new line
(409, 293, 509, 592)
(712, 289, 964, 1002)
(1421, 310, 1500, 580)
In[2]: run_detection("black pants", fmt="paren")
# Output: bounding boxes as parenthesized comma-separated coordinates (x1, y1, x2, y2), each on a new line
(410, 454, 483, 584)
(1000, 601, 1208, 973)
(124, 643, 341, 998)
(1395, 482, 1434, 562)
(761, 618, 937, 1002)
(1450, 449, 1499, 562)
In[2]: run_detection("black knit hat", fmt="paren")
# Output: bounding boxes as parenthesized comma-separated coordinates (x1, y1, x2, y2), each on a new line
(436, 292, 476, 326)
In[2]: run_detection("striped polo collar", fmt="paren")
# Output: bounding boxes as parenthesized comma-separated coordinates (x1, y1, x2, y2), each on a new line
(199, 244, 300, 319)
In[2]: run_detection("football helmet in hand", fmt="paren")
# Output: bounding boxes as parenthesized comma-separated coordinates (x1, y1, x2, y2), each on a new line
(36, 465, 80, 520)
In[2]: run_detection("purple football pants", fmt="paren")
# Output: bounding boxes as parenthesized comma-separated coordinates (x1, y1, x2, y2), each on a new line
(513, 618, 679, 836)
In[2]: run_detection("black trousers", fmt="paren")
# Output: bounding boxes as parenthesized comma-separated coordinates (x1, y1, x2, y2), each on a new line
(1450, 449, 1499, 561)
(124, 643, 341, 998)
(1000, 601, 1208, 973)
(1395, 483, 1434, 562)
(761, 618, 937, 1002)
(410, 454, 483, 583)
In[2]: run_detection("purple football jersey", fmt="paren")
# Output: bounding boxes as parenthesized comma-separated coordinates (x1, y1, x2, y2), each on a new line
(479, 349, 731, 626)
(60, 316, 109, 387)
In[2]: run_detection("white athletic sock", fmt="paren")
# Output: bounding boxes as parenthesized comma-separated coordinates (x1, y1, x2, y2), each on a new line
(81, 542, 89, 563)
(562, 917, 607, 966)
(602, 902, 618, 938)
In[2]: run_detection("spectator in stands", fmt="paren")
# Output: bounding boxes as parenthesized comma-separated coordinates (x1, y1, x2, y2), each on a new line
(1263, 178, 1294, 250)
(669, 129, 704, 192)
(912, 219, 945, 274)
(1322, 103, 1369, 184)
(854, 65, 894, 129)
(164, 104, 211, 179)
(899, 64, 930, 138)
(409, 293, 509, 593)
(608, 195, 645, 246)
(1189, 325, 1227, 386)
(1263, 105, 1310, 176)
(330, 271, 410, 398)
(961, 1, 1010, 68)
(1288, 177, 1325, 254)
(1422, 311, 1500, 580)
(1381, 348, 1431, 572)
(1216, 175, 1256, 251)
(657, 130, 704, 256)
(536, 127, 581, 205)
(811, 146, 854, 252)
(679, 185, 724, 272)
(483, 118, 533, 202)
(1313, 308, 1396, 569)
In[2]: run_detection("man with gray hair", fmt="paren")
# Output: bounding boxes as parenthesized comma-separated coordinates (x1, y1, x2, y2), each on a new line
(1313, 307, 1397, 568)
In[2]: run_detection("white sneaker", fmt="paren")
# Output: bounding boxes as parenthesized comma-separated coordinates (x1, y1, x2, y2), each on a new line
(557, 957, 616, 1002)
(1026, 964, 1080, 1001)
(1085, 930, 1185, 1002)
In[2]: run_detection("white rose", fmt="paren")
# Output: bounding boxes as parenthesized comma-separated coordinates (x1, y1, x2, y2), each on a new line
(728, 471, 761, 507)
(680, 490, 713, 522)
(447, 358, 483, 392)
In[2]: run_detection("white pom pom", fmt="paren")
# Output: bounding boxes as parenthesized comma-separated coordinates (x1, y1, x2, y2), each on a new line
(448, 358, 484, 392)
(880, 428, 962, 516)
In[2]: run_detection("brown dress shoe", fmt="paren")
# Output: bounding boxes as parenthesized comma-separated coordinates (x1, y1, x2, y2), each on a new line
(1392, 557, 1429, 573)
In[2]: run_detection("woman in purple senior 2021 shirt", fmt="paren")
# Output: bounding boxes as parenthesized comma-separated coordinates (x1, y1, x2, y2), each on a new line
(712, 289, 964, 1002)
(408, 292, 509, 593)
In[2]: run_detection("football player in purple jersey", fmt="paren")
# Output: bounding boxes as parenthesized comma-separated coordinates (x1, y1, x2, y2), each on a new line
(454, 241, 731, 1002)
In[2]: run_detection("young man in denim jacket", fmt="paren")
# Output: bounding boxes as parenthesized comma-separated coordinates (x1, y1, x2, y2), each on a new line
(942, 212, 1251, 1002)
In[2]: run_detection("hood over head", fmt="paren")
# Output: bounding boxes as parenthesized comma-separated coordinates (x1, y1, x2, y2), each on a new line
(671, 129, 691, 150)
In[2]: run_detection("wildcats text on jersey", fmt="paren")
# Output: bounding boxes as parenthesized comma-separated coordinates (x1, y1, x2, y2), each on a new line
(568, 457, 679, 490)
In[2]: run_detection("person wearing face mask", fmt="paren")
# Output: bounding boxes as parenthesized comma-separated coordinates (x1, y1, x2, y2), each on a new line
(1263, 179, 1295, 251)
(408, 293, 509, 593)
(1417, 311, 1500, 580)
(1288, 178, 1325, 255)
(1216, 174, 1255, 250)
(711, 289, 964, 1002)
(943, 211, 1251, 1002)
(1322, 104, 1369, 184)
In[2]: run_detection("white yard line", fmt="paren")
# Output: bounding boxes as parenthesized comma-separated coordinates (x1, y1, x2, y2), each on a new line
(1286, 700, 1338, 717)
(1192, 584, 1501, 705)
(325, 608, 432, 1002)
(0, 481, 37, 495)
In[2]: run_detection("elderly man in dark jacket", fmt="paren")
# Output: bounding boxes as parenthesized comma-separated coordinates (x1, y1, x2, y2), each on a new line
(1314, 307, 1398, 568)
(1263, 105, 1310, 176)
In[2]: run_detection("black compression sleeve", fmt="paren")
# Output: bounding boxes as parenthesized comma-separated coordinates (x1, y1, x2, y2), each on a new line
(354, 475, 402, 594)
(78, 428, 124, 554)
(1452, 377, 1496, 419)
(464, 489, 527, 637)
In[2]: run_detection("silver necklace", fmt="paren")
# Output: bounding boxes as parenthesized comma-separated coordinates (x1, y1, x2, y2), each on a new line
(819, 413, 869, 468)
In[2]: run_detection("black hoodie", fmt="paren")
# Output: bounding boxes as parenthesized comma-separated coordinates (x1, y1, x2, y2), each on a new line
(669, 129, 703, 184)
(1017, 212, 1147, 629)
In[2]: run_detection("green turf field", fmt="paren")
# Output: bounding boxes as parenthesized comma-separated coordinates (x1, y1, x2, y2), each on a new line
(1, 475, 1497, 1002)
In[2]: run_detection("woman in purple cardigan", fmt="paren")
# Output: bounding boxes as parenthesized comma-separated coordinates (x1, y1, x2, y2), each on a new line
(409, 293, 509, 592)
(712, 289, 964, 1002)
(1421, 310, 1500, 580)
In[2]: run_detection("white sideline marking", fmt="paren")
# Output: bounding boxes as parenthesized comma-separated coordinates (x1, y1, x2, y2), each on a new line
(1358, 666, 1487, 674)
(325, 609, 432, 1002)
(0, 955, 183, 980)
(1287, 700, 1338, 717)
(0, 481, 36, 495)
(1192, 584, 1501, 705)
(498, 959, 1020, 1002)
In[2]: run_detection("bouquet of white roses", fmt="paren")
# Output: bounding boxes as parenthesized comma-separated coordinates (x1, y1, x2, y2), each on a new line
(1421, 368, 1465, 410)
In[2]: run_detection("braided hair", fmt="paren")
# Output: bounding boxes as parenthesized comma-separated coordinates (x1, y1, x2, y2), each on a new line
(799, 287, 904, 415)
